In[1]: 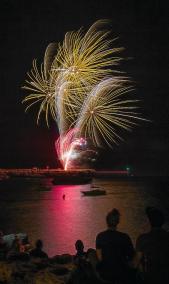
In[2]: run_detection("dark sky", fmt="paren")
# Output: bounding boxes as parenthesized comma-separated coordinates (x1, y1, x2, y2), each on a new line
(0, 0, 168, 175)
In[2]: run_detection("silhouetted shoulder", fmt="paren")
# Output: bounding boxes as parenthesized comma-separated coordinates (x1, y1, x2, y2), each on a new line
(96, 229, 133, 249)
(118, 231, 132, 240)
(96, 229, 108, 239)
(136, 229, 169, 252)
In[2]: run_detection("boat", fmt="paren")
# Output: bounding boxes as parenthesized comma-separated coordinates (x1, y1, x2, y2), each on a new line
(52, 175, 92, 185)
(81, 189, 106, 196)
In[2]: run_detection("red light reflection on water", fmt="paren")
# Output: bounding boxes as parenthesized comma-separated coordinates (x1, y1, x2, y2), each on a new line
(40, 183, 91, 256)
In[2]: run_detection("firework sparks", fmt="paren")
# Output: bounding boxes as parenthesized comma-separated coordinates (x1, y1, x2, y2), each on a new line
(55, 129, 93, 170)
(55, 128, 78, 170)
(22, 20, 123, 130)
(74, 77, 144, 147)
(23, 20, 146, 169)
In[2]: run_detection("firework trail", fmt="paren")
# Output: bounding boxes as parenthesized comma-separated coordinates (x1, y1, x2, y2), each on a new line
(55, 128, 78, 170)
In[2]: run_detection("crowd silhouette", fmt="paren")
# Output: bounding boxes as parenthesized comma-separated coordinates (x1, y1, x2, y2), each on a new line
(0, 206, 169, 284)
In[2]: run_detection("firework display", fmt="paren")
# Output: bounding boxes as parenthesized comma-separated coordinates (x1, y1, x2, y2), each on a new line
(23, 20, 144, 170)
(55, 128, 97, 170)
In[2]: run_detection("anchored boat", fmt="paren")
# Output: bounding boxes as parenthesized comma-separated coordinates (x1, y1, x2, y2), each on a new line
(81, 189, 106, 196)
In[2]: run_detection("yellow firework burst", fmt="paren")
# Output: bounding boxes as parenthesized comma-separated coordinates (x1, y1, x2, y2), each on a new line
(22, 59, 56, 126)
(22, 20, 123, 128)
(73, 78, 144, 147)
(52, 20, 123, 90)
(22, 19, 146, 149)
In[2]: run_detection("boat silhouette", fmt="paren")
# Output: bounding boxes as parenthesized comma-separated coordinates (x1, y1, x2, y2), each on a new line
(81, 189, 106, 196)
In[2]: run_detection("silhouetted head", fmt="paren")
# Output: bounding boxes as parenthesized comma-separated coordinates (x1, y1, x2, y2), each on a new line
(75, 240, 84, 252)
(146, 207, 164, 228)
(35, 239, 43, 249)
(86, 248, 97, 267)
(106, 208, 120, 228)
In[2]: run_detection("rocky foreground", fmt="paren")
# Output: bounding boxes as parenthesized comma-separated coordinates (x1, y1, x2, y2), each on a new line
(0, 254, 75, 284)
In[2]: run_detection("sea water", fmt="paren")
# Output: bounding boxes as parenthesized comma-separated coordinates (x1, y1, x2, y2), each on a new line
(0, 177, 169, 256)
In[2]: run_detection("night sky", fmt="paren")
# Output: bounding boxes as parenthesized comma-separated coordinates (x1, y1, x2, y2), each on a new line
(0, 0, 168, 175)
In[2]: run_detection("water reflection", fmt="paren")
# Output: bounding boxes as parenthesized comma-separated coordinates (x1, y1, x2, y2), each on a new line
(0, 178, 169, 256)
(41, 184, 97, 255)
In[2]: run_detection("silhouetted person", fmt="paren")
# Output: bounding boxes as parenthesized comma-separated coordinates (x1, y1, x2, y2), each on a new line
(63, 194, 65, 200)
(74, 240, 86, 263)
(30, 239, 48, 260)
(86, 248, 99, 281)
(96, 208, 135, 283)
(136, 207, 169, 284)
(86, 248, 98, 271)
(69, 242, 97, 284)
